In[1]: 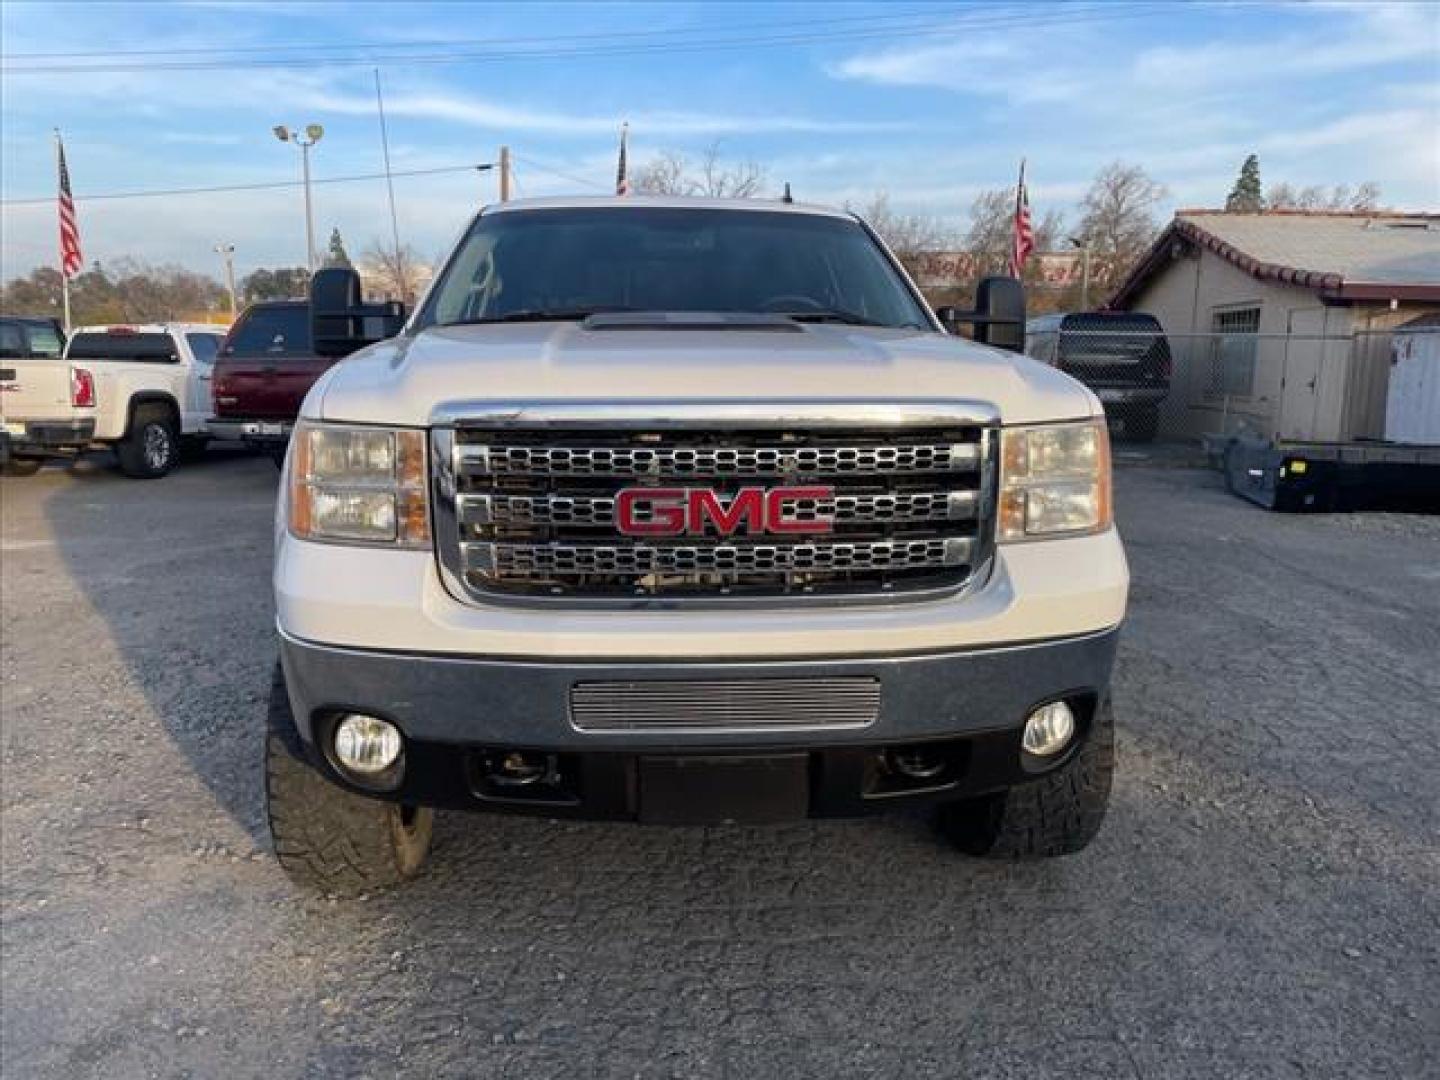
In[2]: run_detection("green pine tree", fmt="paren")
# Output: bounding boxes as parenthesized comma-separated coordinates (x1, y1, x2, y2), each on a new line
(325, 228, 353, 268)
(1225, 155, 1264, 212)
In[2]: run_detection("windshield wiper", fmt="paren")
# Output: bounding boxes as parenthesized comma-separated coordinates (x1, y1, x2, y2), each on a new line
(443, 306, 633, 326)
(776, 309, 887, 327)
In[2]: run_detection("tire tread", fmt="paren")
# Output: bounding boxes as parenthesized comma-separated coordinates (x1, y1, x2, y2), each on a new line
(939, 698, 1115, 859)
(263, 665, 432, 893)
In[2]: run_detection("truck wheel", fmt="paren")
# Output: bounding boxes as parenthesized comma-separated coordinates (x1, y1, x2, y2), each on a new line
(116, 404, 179, 478)
(938, 698, 1115, 859)
(264, 667, 433, 893)
(2, 457, 43, 477)
(1126, 407, 1159, 443)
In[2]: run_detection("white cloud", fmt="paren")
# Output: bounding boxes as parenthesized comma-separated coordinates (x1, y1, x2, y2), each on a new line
(834, 1, 1438, 103)
(1131, 1, 1438, 89)
(301, 87, 913, 137)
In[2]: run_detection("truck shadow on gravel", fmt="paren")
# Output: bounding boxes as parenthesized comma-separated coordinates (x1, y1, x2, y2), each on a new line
(43, 447, 279, 844)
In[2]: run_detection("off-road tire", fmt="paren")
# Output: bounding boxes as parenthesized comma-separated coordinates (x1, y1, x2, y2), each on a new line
(938, 698, 1115, 859)
(1, 457, 43, 477)
(116, 404, 179, 478)
(264, 666, 432, 893)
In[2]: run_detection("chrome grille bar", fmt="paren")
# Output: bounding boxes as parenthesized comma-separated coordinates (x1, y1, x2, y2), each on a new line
(459, 490, 979, 527)
(570, 677, 881, 731)
(463, 537, 973, 577)
(457, 441, 979, 477)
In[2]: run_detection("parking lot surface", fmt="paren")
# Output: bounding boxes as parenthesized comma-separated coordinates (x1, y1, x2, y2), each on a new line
(2, 450, 1437, 1079)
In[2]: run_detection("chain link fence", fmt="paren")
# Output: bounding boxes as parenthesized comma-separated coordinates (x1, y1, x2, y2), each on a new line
(1026, 324, 1404, 446)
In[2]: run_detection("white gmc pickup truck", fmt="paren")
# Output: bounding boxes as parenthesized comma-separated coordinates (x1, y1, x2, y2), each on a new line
(0, 323, 224, 477)
(266, 197, 1129, 891)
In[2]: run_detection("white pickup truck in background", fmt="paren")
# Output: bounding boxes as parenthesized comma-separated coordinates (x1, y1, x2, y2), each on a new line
(0, 322, 227, 477)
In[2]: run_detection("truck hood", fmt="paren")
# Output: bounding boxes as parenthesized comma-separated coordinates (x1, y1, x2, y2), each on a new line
(309, 322, 1099, 427)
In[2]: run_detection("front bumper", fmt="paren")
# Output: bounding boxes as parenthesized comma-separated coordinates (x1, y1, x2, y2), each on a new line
(0, 417, 96, 458)
(207, 418, 292, 444)
(278, 626, 1119, 821)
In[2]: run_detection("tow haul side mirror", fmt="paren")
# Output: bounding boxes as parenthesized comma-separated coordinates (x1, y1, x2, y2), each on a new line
(310, 266, 408, 358)
(936, 275, 1026, 353)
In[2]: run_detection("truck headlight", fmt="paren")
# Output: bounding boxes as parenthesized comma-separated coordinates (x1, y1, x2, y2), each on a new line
(998, 419, 1112, 541)
(288, 420, 430, 547)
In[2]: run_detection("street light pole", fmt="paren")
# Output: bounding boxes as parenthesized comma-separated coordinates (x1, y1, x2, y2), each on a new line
(300, 140, 316, 272)
(214, 243, 237, 319)
(273, 124, 325, 273)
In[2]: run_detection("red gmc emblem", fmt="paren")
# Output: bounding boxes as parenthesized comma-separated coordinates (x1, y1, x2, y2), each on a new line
(616, 486, 835, 537)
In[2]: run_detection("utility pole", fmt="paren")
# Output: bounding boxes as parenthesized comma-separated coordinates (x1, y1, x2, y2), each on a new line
(273, 123, 325, 272)
(373, 69, 406, 301)
(214, 243, 238, 318)
(498, 145, 511, 202)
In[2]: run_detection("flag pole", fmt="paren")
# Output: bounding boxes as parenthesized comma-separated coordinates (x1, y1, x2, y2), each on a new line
(615, 121, 629, 196)
(55, 130, 72, 333)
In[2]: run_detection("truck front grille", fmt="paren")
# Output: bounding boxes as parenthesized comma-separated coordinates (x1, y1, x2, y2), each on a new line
(433, 407, 996, 604)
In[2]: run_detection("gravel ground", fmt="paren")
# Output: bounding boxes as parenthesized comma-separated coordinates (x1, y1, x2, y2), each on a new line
(2, 450, 1437, 1079)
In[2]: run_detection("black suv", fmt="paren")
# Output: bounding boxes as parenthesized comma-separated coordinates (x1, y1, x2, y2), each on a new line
(1025, 311, 1172, 441)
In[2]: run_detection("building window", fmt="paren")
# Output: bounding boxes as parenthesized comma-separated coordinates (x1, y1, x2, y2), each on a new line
(1208, 306, 1260, 398)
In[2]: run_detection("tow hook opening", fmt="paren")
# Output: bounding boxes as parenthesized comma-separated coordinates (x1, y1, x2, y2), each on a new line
(866, 741, 968, 798)
(470, 749, 579, 806)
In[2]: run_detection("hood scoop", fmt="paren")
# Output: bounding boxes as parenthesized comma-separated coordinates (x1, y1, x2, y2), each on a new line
(583, 312, 804, 332)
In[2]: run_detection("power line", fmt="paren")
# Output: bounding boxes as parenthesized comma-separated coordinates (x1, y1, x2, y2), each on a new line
(3, 7, 954, 61)
(1, 5, 1172, 74)
(0, 162, 494, 207)
(512, 154, 610, 194)
(0, 15, 963, 73)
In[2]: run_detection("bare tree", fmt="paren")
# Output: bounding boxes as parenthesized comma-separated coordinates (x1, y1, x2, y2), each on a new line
(633, 152, 687, 196)
(963, 188, 1065, 277)
(2, 260, 229, 325)
(964, 188, 1014, 276)
(633, 142, 766, 198)
(1266, 180, 1382, 211)
(856, 192, 957, 260)
(1074, 162, 1166, 269)
(360, 240, 430, 304)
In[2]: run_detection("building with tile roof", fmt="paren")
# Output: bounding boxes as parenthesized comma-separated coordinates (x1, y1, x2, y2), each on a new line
(1109, 210, 1440, 442)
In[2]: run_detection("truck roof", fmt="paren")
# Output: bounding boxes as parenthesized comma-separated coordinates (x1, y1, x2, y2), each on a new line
(70, 322, 228, 335)
(482, 195, 855, 220)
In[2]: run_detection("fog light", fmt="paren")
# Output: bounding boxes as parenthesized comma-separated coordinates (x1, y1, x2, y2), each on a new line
(333, 714, 403, 775)
(1023, 701, 1075, 757)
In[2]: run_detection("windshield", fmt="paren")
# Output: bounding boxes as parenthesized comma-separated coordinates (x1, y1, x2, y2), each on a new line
(419, 207, 931, 330)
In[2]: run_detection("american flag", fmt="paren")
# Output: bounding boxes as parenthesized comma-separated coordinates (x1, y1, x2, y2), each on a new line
(56, 133, 83, 278)
(615, 122, 630, 196)
(1009, 159, 1033, 278)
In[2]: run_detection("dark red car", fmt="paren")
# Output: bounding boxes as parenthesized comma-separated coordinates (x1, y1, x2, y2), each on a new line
(209, 300, 337, 460)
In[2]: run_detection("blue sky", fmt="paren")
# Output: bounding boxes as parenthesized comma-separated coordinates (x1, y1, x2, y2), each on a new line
(2, 0, 1436, 280)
